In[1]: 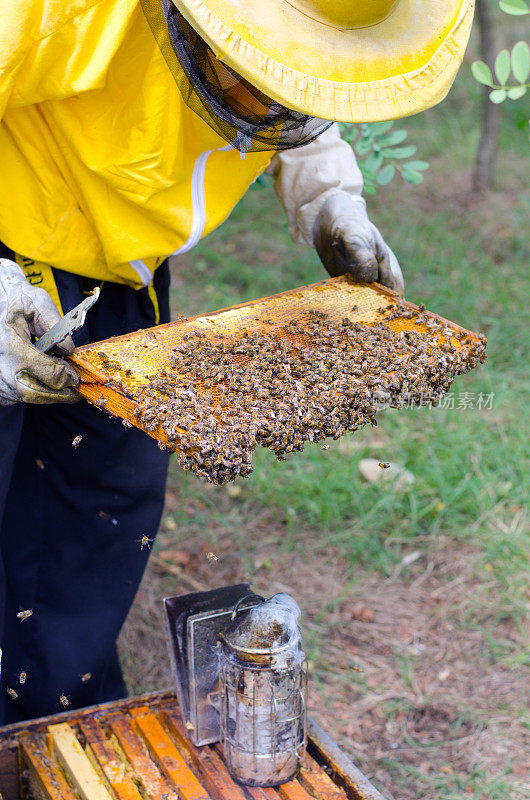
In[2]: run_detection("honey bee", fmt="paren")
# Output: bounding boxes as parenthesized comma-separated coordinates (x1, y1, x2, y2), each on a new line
(59, 694, 70, 708)
(137, 536, 154, 550)
(206, 551, 219, 562)
(80, 673, 92, 683)
(6, 687, 18, 700)
(71, 434, 84, 449)
(378, 462, 391, 469)
(18, 671, 27, 684)
(17, 609, 33, 622)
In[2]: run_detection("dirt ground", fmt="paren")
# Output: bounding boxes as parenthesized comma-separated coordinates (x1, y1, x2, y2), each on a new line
(119, 482, 529, 800)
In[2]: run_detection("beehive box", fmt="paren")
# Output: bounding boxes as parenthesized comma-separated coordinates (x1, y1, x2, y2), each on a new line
(0, 691, 387, 800)
(70, 276, 485, 482)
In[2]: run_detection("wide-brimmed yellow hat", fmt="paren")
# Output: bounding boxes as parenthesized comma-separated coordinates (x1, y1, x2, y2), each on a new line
(170, 0, 475, 122)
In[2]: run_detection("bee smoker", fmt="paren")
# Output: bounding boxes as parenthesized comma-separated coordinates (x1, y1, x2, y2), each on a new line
(163, 585, 307, 787)
(218, 593, 307, 787)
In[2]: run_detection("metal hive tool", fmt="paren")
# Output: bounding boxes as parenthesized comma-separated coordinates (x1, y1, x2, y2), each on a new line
(70, 276, 486, 479)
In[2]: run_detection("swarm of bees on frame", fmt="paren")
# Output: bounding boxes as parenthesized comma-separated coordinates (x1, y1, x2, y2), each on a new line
(88, 302, 485, 485)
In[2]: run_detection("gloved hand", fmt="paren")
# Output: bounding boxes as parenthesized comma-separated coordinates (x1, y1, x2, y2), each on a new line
(313, 194, 405, 296)
(0, 258, 79, 405)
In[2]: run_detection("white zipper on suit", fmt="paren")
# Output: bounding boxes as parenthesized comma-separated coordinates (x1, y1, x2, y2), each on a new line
(129, 258, 152, 287)
(173, 141, 234, 256)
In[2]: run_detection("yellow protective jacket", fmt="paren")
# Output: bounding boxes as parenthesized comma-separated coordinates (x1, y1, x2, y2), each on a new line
(0, 0, 272, 288)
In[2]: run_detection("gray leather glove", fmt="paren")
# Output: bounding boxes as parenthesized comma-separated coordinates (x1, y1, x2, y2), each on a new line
(0, 258, 79, 405)
(313, 194, 405, 296)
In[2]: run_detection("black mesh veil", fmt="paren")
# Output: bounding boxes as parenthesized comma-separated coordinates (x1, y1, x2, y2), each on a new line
(140, 0, 332, 153)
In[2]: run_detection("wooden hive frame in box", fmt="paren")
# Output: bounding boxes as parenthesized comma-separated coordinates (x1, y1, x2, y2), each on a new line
(0, 691, 388, 800)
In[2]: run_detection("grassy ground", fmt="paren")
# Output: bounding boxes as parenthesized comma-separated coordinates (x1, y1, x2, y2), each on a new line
(119, 57, 529, 800)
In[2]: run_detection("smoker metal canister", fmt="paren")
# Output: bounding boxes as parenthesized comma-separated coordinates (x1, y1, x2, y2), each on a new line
(218, 594, 307, 787)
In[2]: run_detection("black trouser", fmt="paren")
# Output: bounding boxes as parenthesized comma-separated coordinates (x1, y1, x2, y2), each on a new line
(0, 253, 171, 724)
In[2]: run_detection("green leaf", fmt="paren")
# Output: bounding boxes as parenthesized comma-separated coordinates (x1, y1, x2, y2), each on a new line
(511, 41, 530, 83)
(376, 130, 408, 147)
(339, 123, 359, 146)
(401, 169, 424, 186)
(366, 120, 394, 136)
(355, 138, 374, 156)
(508, 85, 528, 99)
(489, 88, 508, 103)
(360, 123, 373, 139)
(386, 145, 417, 159)
(404, 160, 430, 171)
(364, 151, 384, 172)
(361, 167, 377, 184)
(499, 0, 530, 15)
(377, 164, 396, 185)
(494, 49, 511, 85)
(471, 60, 494, 86)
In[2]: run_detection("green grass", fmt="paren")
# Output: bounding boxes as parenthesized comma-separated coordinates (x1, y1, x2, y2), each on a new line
(380, 758, 520, 800)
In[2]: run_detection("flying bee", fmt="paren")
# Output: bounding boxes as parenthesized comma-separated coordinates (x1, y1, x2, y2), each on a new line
(6, 687, 18, 700)
(59, 694, 70, 708)
(17, 609, 33, 622)
(206, 551, 219, 562)
(80, 673, 92, 683)
(18, 671, 27, 684)
(71, 434, 84, 449)
(378, 462, 391, 469)
(137, 536, 154, 550)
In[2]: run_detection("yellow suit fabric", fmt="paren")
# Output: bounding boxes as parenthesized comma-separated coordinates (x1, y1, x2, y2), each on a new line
(0, 0, 272, 289)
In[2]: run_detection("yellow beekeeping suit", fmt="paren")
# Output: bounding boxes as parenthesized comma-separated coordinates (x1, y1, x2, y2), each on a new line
(0, 0, 271, 288)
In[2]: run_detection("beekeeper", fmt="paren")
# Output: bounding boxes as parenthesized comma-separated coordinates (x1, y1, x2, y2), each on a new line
(0, 0, 474, 722)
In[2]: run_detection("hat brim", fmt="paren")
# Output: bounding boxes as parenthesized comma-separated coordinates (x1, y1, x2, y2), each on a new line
(170, 0, 474, 122)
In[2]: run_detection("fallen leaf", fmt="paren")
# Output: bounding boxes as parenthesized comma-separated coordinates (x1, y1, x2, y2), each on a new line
(349, 602, 374, 623)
